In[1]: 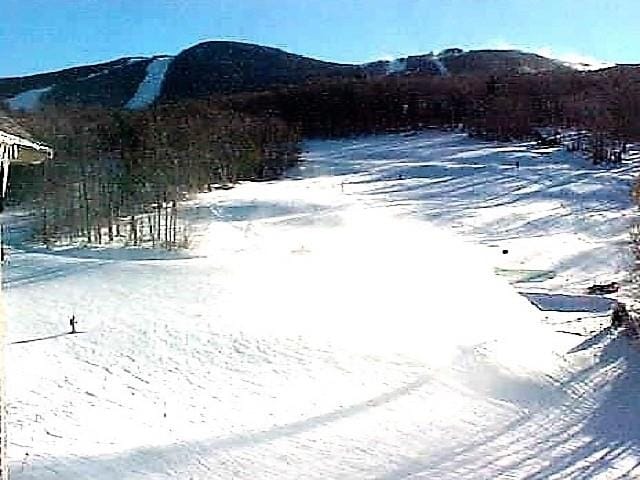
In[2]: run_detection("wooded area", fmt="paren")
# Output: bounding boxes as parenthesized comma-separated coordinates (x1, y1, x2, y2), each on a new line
(233, 67, 640, 146)
(8, 65, 640, 248)
(9, 100, 300, 248)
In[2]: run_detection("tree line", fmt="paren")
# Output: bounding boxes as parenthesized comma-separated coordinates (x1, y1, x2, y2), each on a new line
(231, 66, 640, 146)
(10, 65, 640, 248)
(9, 100, 300, 248)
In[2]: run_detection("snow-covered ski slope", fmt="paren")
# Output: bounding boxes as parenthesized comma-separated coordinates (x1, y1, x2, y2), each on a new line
(7, 131, 640, 479)
(6, 87, 52, 112)
(125, 57, 172, 110)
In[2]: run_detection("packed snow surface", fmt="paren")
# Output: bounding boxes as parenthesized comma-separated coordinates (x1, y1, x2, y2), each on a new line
(6, 131, 640, 479)
(125, 57, 172, 110)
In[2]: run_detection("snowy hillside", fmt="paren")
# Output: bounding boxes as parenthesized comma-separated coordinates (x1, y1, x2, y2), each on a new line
(1, 58, 153, 111)
(125, 57, 173, 110)
(1, 42, 575, 110)
(6, 131, 640, 479)
(6, 87, 52, 112)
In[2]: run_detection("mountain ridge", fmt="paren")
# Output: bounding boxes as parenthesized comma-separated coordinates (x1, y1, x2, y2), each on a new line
(0, 41, 582, 111)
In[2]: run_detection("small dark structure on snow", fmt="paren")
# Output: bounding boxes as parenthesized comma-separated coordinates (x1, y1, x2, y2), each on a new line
(611, 302, 630, 329)
(587, 281, 619, 295)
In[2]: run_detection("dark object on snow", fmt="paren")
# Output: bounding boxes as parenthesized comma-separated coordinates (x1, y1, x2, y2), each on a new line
(611, 302, 630, 329)
(502, 249, 509, 255)
(69, 315, 77, 334)
(587, 282, 619, 295)
(214, 184, 234, 191)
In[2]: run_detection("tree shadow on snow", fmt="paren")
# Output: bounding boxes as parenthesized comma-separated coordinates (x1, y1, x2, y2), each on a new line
(18, 348, 575, 479)
(3, 260, 109, 289)
(20, 245, 197, 262)
(378, 332, 640, 479)
(567, 328, 613, 354)
(19, 374, 437, 478)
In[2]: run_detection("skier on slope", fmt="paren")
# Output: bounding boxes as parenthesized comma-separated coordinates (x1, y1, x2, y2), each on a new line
(69, 314, 77, 334)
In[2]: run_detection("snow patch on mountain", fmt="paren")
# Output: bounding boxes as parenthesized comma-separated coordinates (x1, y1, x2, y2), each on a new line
(126, 56, 173, 110)
(80, 58, 147, 82)
(81, 69, 112, 81)
(562, 60, 615, 71)
(386, 58, 407, 74)
(6, 86, 52, 112)
(126, 57, 149, 65)
(432, 56, 449, 75)
(534, 47, 614, 71)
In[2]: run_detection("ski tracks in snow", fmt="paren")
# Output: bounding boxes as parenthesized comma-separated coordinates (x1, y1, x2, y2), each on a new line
(8, 131, 640, 479)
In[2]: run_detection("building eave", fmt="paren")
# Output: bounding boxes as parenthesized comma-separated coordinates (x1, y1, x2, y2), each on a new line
(0, 129, 53, 163)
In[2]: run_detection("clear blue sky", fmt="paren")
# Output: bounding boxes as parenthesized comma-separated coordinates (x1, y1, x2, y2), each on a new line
(2, 0, 639, 77)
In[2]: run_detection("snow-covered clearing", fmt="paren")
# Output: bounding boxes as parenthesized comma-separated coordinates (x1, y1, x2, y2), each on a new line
(6, 87, 52, 112)
(6, 131, 640, 479)
(125, 57, 172, 110)
(386, 58, 407, 74)
(432, 56, 449, 75)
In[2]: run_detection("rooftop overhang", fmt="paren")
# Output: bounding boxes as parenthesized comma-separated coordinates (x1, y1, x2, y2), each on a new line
(0, 128, 53, 200)
(0, 129, 53, 164)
